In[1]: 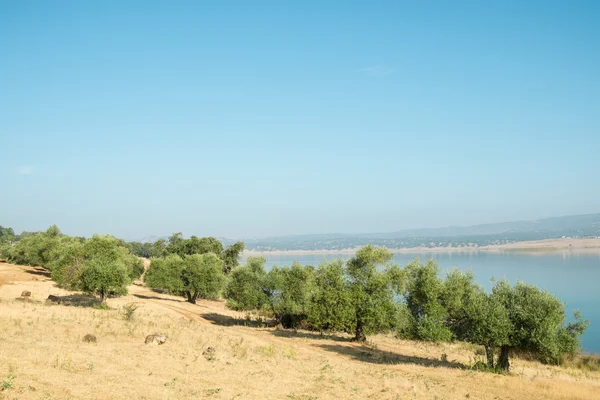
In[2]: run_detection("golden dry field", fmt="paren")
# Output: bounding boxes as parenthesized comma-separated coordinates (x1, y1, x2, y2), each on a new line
(1, 261, 599, 400)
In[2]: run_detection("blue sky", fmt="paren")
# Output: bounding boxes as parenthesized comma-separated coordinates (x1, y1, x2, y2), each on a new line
(1, 1, 599, 240)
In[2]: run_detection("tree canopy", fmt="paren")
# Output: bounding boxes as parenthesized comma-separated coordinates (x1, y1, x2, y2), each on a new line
(145, 253, 226, 303)
(149, 233, 244, 274)
(221, 245, 588, 369)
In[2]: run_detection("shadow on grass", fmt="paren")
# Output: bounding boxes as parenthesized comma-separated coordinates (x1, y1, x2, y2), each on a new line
(201, 312, 275, 328)
(46, 294, 101, 308)
(316, 343, 466, 369)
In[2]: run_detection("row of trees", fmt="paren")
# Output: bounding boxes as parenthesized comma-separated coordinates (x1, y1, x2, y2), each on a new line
(1, 227, 245, 304)
(220, 246, 588, 372)
(1, 225, 144, 302)
(143, 244, 588, 371)
(2, 225, 587, 372)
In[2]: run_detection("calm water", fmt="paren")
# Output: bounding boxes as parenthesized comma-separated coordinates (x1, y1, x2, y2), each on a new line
(241, 250, 600, 353)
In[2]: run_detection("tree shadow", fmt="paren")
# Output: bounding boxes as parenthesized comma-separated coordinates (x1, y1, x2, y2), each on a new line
(270, 329, 353, 343)
(24, 266, 52, 278)
(315, 343, 466, 369)
(46, 294, 101, 308)
(132, 293, 184, 303)
(201, 312, 275, 328)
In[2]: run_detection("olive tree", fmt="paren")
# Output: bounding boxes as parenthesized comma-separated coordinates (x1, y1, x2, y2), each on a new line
(403, 259, 452, 341)
(181, 253, 226, 303)
(266, 263, 316, 328)
(225, 256, 270, 310)
(145, 253, 226, 304)
(307, 259, 354, 333)
(221, 241, 245, 274)
(154, 234, 243, 274)
(81, 259, 130, 303)
(492, 280, 588, 371)
(444, 275, 512, 369)
(346, 245, 400, 342)
(0, 225, 15, 244)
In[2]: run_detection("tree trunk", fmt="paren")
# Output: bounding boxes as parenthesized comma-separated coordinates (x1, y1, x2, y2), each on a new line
(186, 291, 196, 304)
(99, 291, 106, 303)
(484, 345, 495, 369)
(354, 318, 366, 342)
(498, 345, 510, 372)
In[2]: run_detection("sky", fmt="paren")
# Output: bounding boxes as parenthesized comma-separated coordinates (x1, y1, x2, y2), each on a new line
(1, 0, 599, 240)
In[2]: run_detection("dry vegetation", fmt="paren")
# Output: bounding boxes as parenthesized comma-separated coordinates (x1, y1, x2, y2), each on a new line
(1, 261, 599, 400)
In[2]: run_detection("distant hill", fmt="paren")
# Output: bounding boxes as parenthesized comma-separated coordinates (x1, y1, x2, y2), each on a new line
(235, 213, 600, 251)
(139, 213, 600, 251)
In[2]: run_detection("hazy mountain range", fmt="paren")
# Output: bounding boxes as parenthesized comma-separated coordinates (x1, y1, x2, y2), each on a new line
(139, 213, 600, 251)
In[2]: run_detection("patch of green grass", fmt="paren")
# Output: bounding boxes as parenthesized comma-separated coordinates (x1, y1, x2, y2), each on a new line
(1, 375, 16, 391)
(164, 378, 177, 387)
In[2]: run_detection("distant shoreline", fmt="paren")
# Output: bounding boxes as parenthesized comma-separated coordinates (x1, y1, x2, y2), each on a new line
(242, 238, 600, 256)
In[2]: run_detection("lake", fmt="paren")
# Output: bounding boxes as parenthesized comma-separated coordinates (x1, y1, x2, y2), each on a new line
(241, 250, 600, 354)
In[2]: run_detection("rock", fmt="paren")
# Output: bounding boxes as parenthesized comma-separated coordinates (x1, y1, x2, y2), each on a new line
(46, 295, 61, 304)
(83, 334, 97, 343)
(21, 290, 32, 297)
(145, 334, 167, 345)
(203, 346, 216, 360)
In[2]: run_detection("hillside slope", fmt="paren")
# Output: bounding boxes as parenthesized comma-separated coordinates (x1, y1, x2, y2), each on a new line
(0, 262, 598, 400)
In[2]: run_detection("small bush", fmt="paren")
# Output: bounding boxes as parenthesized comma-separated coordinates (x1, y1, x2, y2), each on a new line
(82, 334, 97, 343)
(122, 302, 140, 322)
(1, 375, 15, 391)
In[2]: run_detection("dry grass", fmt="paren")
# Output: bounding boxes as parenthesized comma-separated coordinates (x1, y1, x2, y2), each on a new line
(1, 261, 599, 400)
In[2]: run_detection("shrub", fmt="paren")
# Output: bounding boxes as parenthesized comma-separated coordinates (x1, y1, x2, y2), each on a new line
(122, 302, 140, 321)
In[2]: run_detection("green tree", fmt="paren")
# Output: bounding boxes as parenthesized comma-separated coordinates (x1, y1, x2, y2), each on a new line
(186, 236, 224, 256)
(4, 225, 63, 267)
(0, 225, 15, 244)
(307, 260, 354, 333)
(225, 256, 269, 310)
(493, 280, 588, 371)
(447, 280, 512, 369)
(145, 253, 226, 304)
(82, 235, 144, 280)
(49, 235, 142, 289)
(346, 245, 399, 341)
(181, 253, 226, 303)
(220, 241, 245, 274)
(153, 234, 243, 274)
(126, 241, 153, 258)
(151, 239, 169, 258)
(81, 259, 130, 303)
(267, 263, 316, 328)
(403, 259, 452, 341)
(144, 254, 184, 293)
(48, 237, 87, 290)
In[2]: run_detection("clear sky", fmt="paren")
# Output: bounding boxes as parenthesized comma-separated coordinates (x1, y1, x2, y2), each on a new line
(1, 1, 599, 240)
